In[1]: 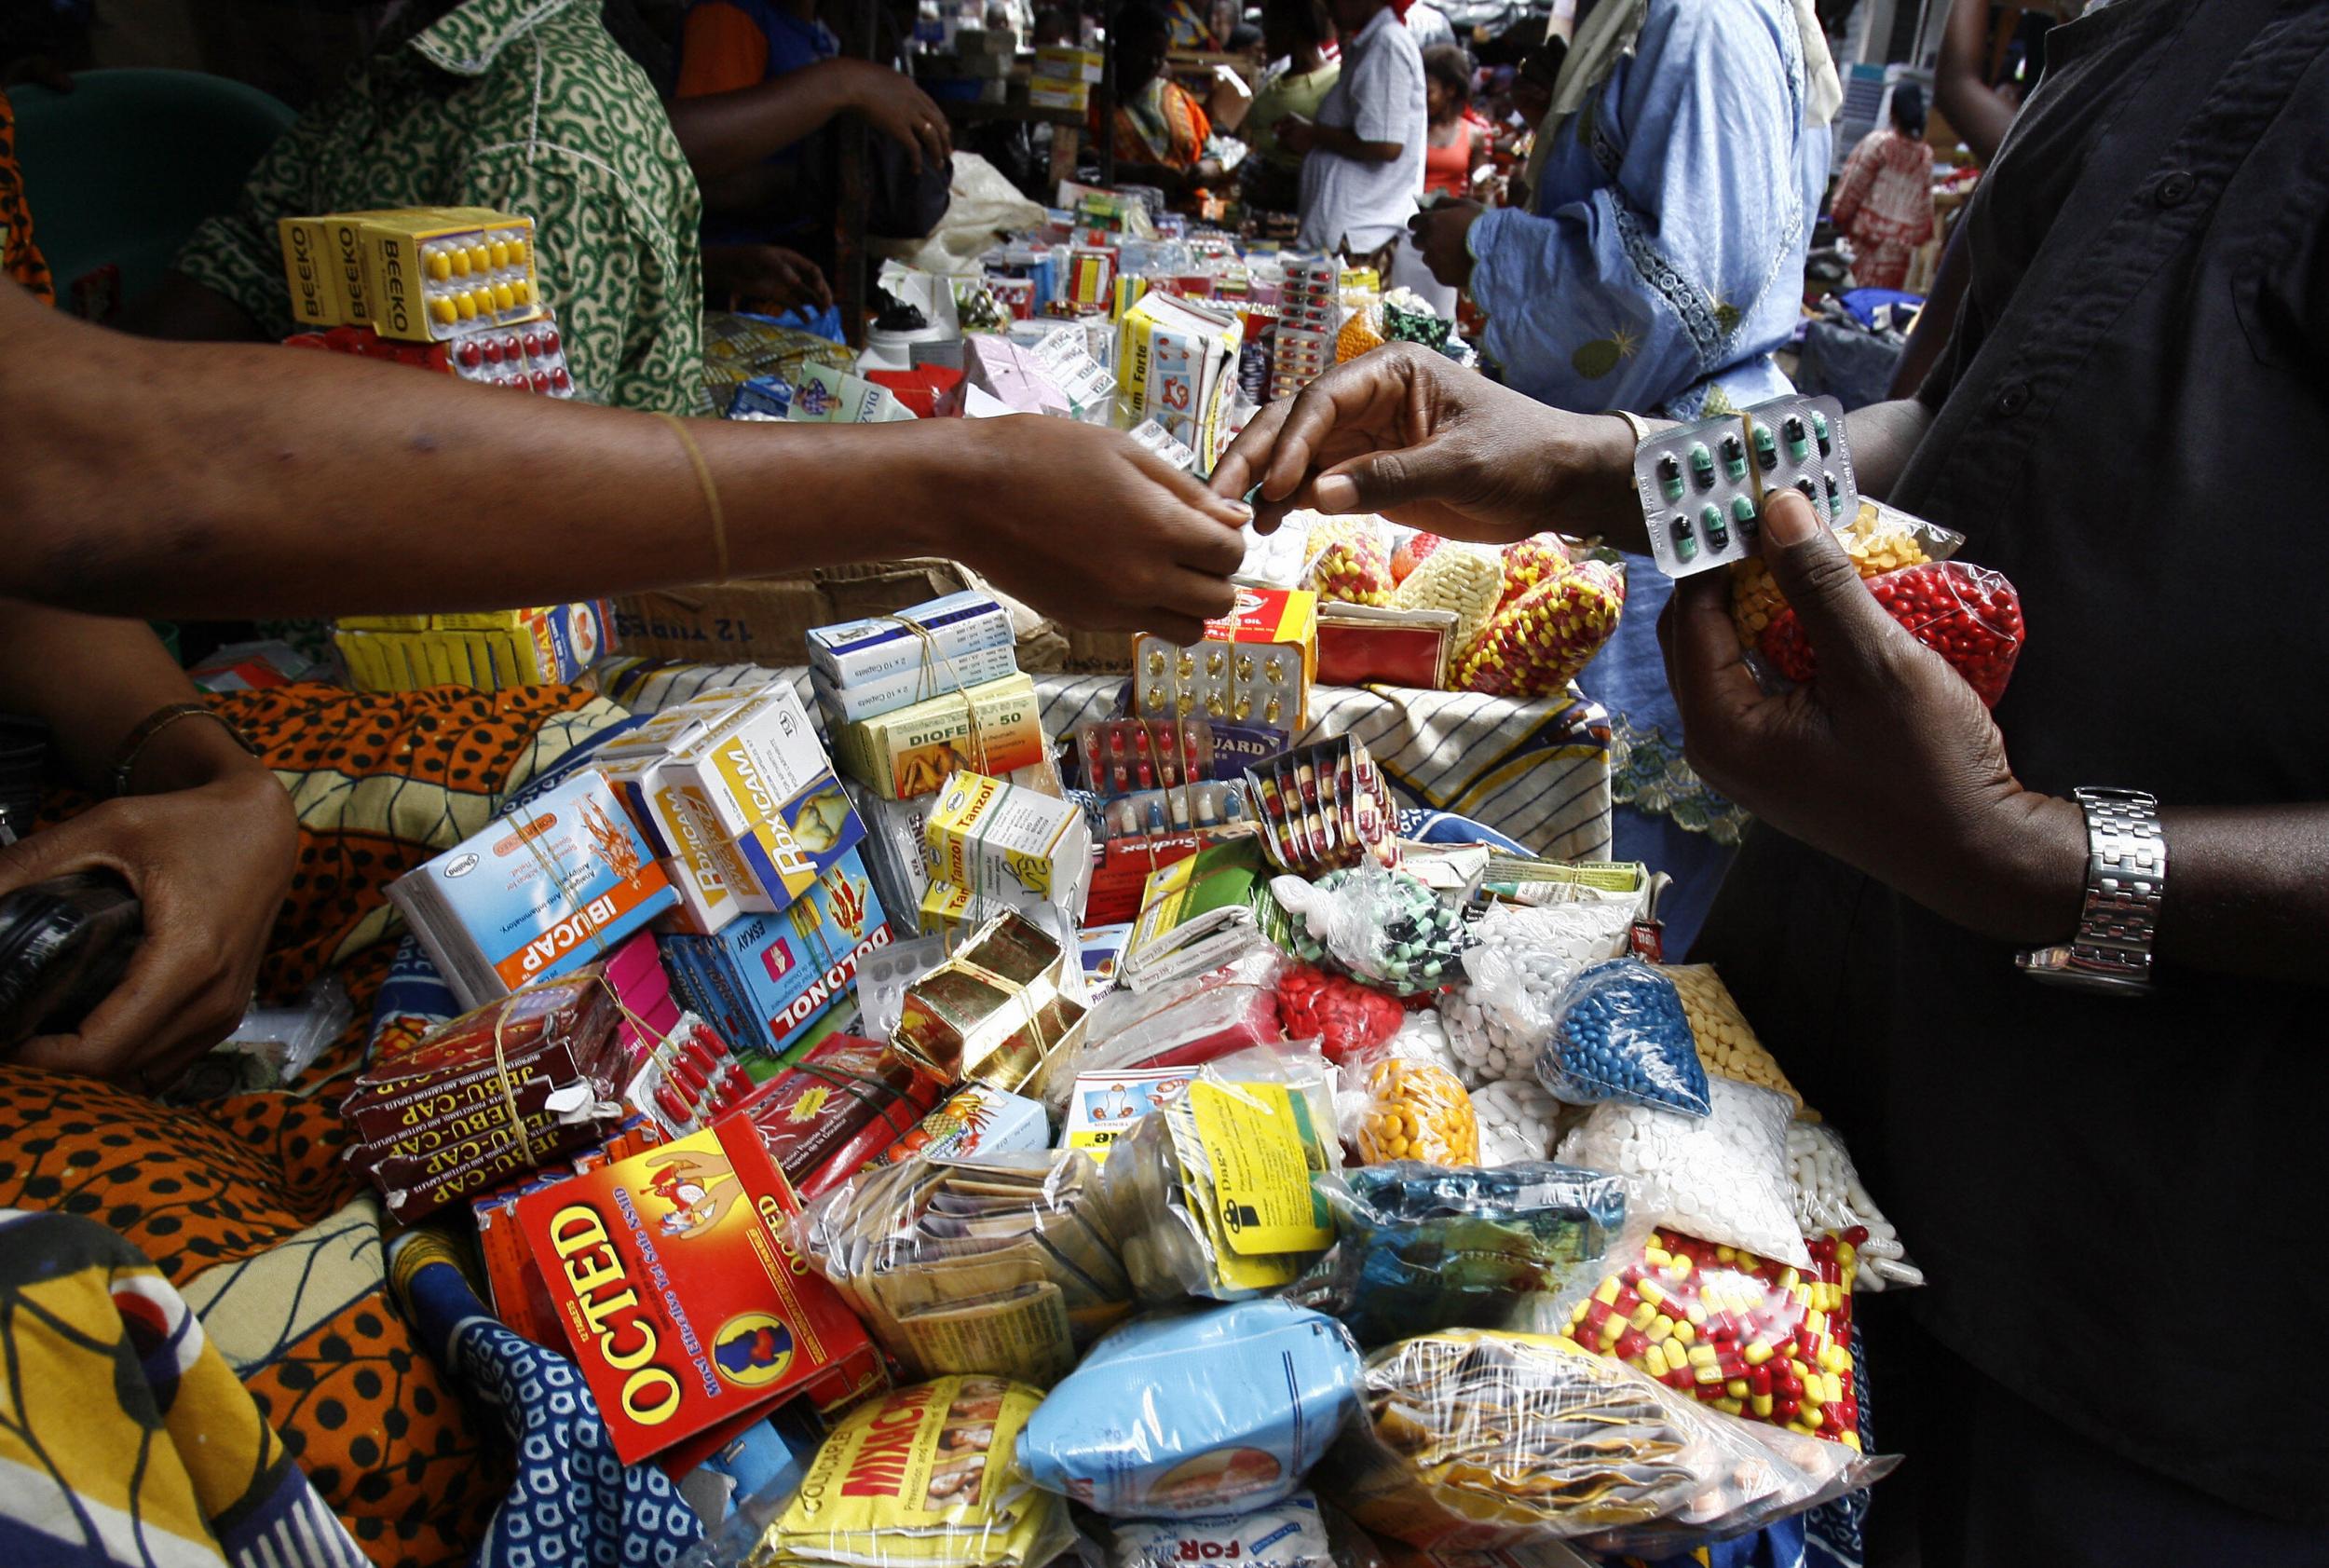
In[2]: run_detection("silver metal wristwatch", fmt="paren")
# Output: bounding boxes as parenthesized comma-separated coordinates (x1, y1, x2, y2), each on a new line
(2015, 788, 2166, 994)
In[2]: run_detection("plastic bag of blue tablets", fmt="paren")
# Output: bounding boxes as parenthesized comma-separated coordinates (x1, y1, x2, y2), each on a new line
(1016, 1299, 1363, 1518)
(1532, 960, 1709, 1117)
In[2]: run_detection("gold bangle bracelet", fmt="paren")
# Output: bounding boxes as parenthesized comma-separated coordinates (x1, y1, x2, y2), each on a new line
(656, 411, 730, 584)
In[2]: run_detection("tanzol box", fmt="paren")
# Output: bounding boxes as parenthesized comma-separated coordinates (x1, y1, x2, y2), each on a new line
(659, 848, 892, 1063)
(808, 590, 1017, 725)
(386, 769, 677, 1009)
(923, 770, 1093, 918)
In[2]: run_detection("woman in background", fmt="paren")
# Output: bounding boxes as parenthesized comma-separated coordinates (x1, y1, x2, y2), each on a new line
(1104, 4, 1221, 197)
(1420, 45, 1482, 198)
(1831, 81, 1935, 292)
(1241, 0, 1340, 214)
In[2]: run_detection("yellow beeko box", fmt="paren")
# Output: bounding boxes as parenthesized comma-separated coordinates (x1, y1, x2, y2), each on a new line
(276, 217, 349, 328)
(359, 209, 540, 343)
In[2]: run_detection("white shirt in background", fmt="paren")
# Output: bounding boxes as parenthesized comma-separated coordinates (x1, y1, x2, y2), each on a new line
(1297, 6, 1429, 254)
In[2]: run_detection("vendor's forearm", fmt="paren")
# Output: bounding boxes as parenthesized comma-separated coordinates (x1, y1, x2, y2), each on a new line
(2151, 805, 2329, 981)
(0, 607, 210, 789)
(664, 63, 851, 183)
(1, 290, 968, 617)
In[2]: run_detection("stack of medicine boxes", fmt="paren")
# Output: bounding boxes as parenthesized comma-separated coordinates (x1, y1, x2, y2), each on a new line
(592, 682, 893, 1072)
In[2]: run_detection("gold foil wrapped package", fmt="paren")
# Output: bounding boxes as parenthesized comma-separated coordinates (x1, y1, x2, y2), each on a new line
(893, 910, 1086, 1092)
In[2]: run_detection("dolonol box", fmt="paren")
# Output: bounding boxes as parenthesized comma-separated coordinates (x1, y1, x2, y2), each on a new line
(660, 847, 892, 1066)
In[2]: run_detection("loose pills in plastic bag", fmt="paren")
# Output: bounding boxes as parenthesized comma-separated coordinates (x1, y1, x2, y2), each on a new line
(1556, 1078, 1807, 1265)
(1534, 960, 1711, 1117)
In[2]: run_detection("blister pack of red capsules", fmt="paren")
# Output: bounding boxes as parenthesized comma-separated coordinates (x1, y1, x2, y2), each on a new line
(1244, 737, 1398, 875)
(445, 315, 574, 396)
(284, 308, 575, 397)
(620, 1013, 755, 1139)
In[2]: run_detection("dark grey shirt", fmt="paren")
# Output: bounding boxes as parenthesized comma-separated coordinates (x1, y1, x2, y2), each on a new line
(1698, 0, 2329, 1521)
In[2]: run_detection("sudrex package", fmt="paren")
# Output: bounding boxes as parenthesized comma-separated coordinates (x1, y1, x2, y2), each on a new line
(385, 768, 676, 1009)
(511, 1108, 876, 1466)
(1016, 1299, 1363, 1519)
(660, 847, 893, 1066)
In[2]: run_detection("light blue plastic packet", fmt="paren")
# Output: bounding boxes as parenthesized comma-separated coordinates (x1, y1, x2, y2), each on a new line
(1016, 1300, 1362, 1519)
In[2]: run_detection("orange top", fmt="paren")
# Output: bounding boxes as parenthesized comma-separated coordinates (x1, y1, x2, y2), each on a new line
(676, 2, 770, 99)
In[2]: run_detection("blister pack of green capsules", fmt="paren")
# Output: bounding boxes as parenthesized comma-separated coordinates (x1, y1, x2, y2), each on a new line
(1632, 395, 1857, 579)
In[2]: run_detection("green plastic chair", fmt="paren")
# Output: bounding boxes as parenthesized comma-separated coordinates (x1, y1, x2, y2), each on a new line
(9, 68, 296, 312)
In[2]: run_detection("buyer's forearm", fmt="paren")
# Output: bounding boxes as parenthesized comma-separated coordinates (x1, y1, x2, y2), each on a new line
(0, 608, 211, 788)
(1315, 124, 1401, 162)
(1, 289, 968, 617)
(2151, 805, 2329, 980)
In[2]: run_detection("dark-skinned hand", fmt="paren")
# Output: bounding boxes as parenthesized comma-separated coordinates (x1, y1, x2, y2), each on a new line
(1659, 489, 2083, 944)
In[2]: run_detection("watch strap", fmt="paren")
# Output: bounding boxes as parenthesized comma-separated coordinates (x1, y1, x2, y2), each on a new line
(2016, 788, 2165, 991)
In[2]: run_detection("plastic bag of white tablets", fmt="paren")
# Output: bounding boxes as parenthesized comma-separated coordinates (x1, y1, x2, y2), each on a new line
(1434, 983, 1529, 1088)
(1787, 1121, 1923, 1290)
(1470, 1079, 1561, 1166)
(1555, 1078, 1808, 1267)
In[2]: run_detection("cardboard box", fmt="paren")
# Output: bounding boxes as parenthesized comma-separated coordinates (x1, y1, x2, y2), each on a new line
(385, 769, 678, 1008)
(1036, 45, 1104, 83)
(808, 590, 1017, 724)
(613, 561, 971, 665)
(511, 1111, 874, 1465)
(659, 848, 892, 1063)
(277, 216, 348, 328)
(1119, 292, 1241, 469)
(360, 208, 540, 343)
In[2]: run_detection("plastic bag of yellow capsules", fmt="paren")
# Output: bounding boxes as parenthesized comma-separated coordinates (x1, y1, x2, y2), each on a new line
(714, 1377, 1071, 1568)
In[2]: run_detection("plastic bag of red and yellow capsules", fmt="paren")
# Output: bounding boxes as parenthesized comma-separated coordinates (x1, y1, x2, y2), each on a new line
(1453, 557, 1626, 700)
(1304, 517, 1397, 606)
(1757, 558, 2025, 708)
(1726, 499, 1963, 648)
(1557, 1229, 1866, 1451)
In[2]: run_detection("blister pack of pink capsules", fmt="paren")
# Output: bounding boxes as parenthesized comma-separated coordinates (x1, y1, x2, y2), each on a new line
(620, 1013, 755, 1139)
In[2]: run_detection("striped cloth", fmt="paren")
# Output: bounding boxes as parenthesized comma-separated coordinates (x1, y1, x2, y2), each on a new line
(587, 661, 1614, 863)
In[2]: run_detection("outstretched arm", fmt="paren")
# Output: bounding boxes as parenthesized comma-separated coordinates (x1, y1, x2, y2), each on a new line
(0, 284, 1250, 643)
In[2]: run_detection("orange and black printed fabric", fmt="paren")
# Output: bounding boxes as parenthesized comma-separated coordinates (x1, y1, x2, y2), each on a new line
(0, 682, 628, 1567)
(0, 88, 55, 303)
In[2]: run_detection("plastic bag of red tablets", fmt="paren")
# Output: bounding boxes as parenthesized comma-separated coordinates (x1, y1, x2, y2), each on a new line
(1756, 559, 2025, 707)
